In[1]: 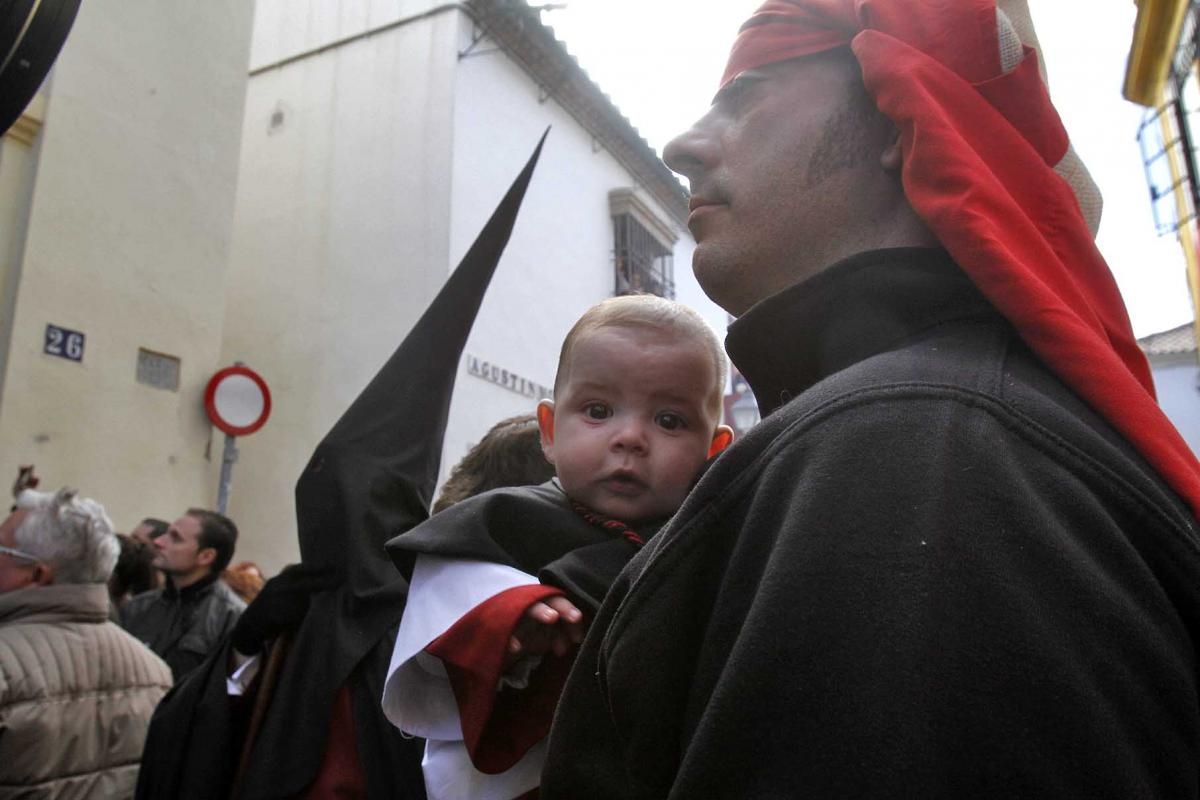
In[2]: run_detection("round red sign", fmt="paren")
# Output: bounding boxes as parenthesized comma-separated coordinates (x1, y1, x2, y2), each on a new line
(204, 365, 271, 437)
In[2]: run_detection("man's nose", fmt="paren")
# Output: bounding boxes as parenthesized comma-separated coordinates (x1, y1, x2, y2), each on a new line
(663, 118, 715, 185)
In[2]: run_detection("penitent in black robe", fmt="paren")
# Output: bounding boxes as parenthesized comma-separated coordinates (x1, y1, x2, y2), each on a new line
(135, 133, 547, 800)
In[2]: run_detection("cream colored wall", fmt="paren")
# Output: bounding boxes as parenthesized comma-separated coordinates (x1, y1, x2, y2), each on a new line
(220, 1, 461, 572)
(0, 101, 43, 403)
(249, 0, 453, 69)
(222, 2, 722, 574)
(441, 26, 724, 478)
(0, 1, 254, 532)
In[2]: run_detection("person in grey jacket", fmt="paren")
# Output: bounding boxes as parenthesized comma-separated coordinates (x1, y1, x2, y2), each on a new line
(0, 487, 172, 799)
(121, 508, 244, 681)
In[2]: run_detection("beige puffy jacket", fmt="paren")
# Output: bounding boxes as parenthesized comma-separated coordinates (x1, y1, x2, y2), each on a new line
(0, 583, 173, 799)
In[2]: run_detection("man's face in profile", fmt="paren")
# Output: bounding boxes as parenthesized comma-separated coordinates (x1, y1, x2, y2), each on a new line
(128, 522, 164, 546)
(129, 522, 158, 547)
(664, 51, 894, 316)
(152, 515, 211, 579)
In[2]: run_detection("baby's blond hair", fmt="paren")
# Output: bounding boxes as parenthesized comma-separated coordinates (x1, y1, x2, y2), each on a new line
(553, 295, 727, 415)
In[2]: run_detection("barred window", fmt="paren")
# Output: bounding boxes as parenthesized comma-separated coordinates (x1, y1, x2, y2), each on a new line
(613, 214, 674, 299)
(609, 189, 678, 300)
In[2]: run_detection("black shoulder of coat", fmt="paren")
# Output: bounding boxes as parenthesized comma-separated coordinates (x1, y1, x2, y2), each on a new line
(385, 481, 613, 578)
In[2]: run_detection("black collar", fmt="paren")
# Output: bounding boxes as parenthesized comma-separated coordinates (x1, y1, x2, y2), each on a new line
(726, 248, 998, 417)
(163, 570, 220, 602)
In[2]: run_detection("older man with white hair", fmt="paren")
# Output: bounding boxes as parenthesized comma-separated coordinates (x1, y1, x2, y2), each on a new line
(0, 488, 172, 799)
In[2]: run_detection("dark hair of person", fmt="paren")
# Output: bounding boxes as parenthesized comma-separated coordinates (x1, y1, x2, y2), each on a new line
(141, 517, 169, 539)
(108, 533, 157, 605)
(186, 508, 239, 574)
(432, 414, 555, 513)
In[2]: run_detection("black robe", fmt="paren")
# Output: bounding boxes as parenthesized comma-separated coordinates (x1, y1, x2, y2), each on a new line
(131, 631, 423, 799)
(542, 249, 1200, 798)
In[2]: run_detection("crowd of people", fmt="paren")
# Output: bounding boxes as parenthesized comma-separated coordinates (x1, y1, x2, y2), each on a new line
(4, 0, 1200, 798)
(0, 407, 557, 798)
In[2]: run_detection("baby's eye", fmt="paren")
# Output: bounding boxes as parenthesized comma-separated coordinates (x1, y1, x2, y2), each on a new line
(584, 403, 612, 420)
(656, 412, 686, 431)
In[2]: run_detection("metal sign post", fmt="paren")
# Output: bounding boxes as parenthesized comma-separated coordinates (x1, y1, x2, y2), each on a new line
(217, 434, 239, 516)
(204, 364, 271, 516)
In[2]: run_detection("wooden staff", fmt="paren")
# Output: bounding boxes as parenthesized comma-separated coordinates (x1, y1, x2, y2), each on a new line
(229, 634, 292, 799)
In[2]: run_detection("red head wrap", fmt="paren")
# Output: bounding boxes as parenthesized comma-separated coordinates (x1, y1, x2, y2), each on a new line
(722, 0, 1200, 520)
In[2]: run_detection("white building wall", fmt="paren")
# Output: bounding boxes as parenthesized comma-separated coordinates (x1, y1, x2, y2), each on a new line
(1149, 356, 1200, 459)
(441, 18, 725, 479)
(0, 1, 253, 532)
(249, 0, 451, 70)
(220, 2, 461, 570)
(222, 3, 724, 572)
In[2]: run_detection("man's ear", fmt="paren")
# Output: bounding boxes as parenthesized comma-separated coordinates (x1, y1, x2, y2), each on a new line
(536, 400, 557, 465)
(708, 425, 734, 458)
(30, 562, 54, 587)
(196, 547, 216, 569)
(880, 124, 903, 173)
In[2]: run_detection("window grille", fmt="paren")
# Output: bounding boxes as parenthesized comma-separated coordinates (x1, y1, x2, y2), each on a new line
(1139, 74, 1200, 236)
(1172, 1, 1200, 96)
(613, 213, 674, 299)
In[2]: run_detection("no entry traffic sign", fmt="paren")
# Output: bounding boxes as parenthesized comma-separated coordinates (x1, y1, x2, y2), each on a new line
(204, 365, 271, 437)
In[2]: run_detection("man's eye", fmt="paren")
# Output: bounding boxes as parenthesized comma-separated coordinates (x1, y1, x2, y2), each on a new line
(715, 74, 755, 110)
(584, 403, 611, 420)
(656, 412, 686, 431)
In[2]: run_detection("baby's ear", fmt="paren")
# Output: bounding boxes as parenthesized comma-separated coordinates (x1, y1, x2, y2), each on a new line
(536, 400, 557, 465)
(708, 425, 734, 458)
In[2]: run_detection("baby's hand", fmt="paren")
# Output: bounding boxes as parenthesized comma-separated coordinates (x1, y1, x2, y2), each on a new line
(505, 595, 584, 670)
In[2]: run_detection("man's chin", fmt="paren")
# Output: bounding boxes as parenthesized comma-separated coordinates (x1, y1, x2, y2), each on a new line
(692, 248, 753, 316)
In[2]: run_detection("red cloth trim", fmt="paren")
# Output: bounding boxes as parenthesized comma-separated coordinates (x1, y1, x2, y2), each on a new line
(719, 0, 1200, 520)
(721, 0, 998, 88)
(302, 684, 368, 799)
(972, 48, 1067, 167)
(426, 584, 576, 775)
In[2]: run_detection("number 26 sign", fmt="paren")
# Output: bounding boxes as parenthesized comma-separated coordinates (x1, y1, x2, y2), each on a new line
(44, 324, 85, 363)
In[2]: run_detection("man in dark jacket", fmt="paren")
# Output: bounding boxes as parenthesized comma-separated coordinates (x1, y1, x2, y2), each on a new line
(122, 508, 244, 681)
(542, 1, 1200, 798)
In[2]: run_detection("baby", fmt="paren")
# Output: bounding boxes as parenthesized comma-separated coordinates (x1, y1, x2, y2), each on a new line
(382, 294, 733, 800)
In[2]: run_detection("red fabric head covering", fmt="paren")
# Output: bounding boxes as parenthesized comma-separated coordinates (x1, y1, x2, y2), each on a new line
(721, 0, 1200, 520)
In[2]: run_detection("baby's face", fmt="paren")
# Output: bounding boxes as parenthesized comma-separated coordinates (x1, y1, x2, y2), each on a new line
(540, 325, 722, 523)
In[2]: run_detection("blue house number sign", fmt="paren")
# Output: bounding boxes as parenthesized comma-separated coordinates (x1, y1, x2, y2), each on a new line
(44, 324, 85, 362)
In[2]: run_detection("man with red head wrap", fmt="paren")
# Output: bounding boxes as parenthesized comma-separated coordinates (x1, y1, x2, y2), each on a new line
(542, 2, 1200, 797)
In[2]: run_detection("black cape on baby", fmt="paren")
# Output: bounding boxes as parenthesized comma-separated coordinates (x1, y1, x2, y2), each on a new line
(386, 479, 662, 615)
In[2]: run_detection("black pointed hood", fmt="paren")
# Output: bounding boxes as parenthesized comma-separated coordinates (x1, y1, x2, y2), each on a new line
(230, 133, 549, 800)
(294, 130, 548, 594)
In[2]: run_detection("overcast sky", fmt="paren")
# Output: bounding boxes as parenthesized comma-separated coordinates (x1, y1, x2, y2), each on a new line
(535, 0, 1194, 338)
